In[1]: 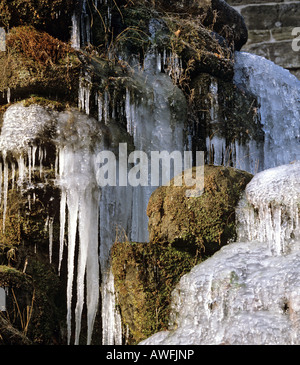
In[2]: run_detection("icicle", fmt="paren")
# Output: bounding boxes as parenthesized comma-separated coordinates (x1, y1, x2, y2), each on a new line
(81, 0, 91, 46)
(54, 149, 59, 178)
(38, 146, 43, 178)
(11, 162, 15, 191)
(125, 88, 132, 134)
(157, 52, 162, 73)
(103, 90, 109, 125)
(32, 145, 37, 174)
(56, 142, 100, 345)
(112, 90, 116, 120)
(0, 162, 2, 206)
(71, 12, 81, 50)
(98, 92, 103, 122)
(66, 189, 79, 345)
(166, 52, 183, 84)
(75, 188, 100, 345)
(2, 158, 8, 233)
(78, 78, 92, 115)
(28, 194, 31, 211)
(49, 217, 54, 264)
(58, 188, 66, 275)
(18, 155, 26, 187)
(74, 192, 90, 345)
(28, 146, 32, 185)
(85, 188, 100, 345)
(7, 88, 10, 104)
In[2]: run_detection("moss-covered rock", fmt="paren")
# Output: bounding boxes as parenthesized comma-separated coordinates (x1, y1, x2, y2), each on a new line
(0, 261, 66, 345)
(147, 165, 253, 255)
(111, 165, 252, 344)
(124, 0, 247, 51)
(0, 26, 81, 105)
(111, 240, 199, 344)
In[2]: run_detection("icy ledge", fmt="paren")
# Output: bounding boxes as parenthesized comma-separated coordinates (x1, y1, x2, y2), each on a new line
(140, 162, 300, 345)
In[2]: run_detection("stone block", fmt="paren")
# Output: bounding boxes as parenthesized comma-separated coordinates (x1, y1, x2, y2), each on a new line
(227, 0, 283, 6)
(244, 40, 300, 69)
(241, 3, 300, 30)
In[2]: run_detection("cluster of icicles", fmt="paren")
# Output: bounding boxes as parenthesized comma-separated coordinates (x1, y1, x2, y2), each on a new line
(0, 140, 100, 345)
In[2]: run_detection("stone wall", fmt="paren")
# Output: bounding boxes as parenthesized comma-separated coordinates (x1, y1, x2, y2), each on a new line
(226, 0, 300, 78)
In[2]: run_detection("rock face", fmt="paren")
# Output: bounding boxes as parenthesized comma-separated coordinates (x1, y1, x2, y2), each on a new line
(152, 0, 248, 51)
(140, 162, 300, 345)
(226, 0, 300, 79)
(0, 26, 81, 105)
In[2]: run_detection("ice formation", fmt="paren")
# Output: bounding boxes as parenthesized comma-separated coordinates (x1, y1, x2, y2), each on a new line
(1, 0, 298, 347)
(237, 162, 300, 255)
(207, 52, 300, 174)
(0, 50, 186, 345)
(0, 105, 104, 345)
(141, 162, 300, 345)
(234, 52, 300, 171)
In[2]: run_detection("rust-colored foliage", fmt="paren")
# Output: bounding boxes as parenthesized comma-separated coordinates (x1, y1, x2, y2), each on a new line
(7, 26, 72, 67)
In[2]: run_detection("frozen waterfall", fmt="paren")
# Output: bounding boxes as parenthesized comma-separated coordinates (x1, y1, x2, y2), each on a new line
(207, 52, 300, 174)
(140, 52, 300, 346)
(233, 52, 300, 172)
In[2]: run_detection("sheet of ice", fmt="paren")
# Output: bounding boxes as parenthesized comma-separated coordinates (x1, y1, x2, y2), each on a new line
(140, 239, 300, 345)
(234, 52, 300, 171)
(0, 104, 55, 155)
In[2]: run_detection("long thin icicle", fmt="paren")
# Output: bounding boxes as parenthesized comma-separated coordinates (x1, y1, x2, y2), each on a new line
(2, 157, 8, 233)
(66, 189, 79, 345)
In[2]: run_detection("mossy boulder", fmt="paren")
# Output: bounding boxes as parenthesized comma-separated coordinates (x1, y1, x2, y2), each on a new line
(0, 262, 65, 345)
(0, 26, 81, 105)
(147, 165, 253, 255)
(111, 165, 252, 344)
(130, 0, 248, 51)
(111, 240, 199, 344)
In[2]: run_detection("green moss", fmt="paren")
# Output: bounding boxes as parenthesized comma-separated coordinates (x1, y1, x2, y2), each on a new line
(0, 26, 81, 105)
(111, 240, 201, 344)
(147, 165, 253, 255)
(0, 265, 31, 289)
(26, 260, 65, 344)
(22, 96, 66, 111)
